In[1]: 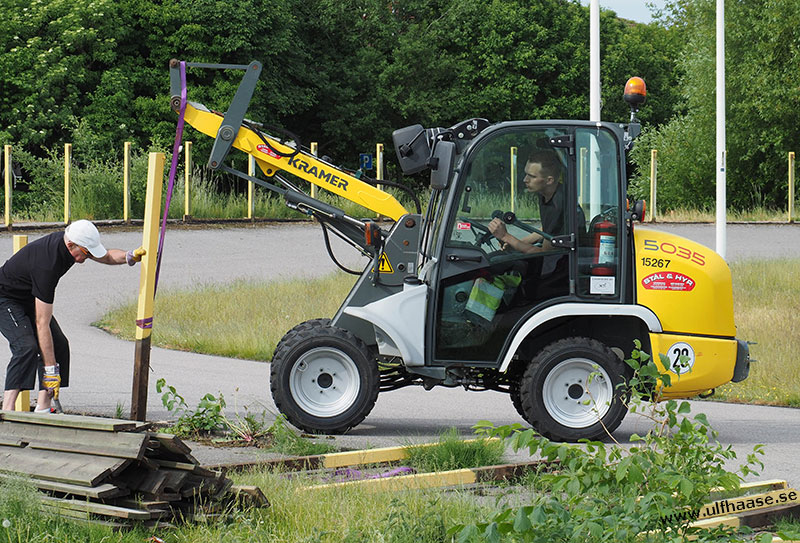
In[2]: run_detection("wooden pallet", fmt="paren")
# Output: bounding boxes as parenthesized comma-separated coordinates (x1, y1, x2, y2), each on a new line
(0, 412, 267, 526)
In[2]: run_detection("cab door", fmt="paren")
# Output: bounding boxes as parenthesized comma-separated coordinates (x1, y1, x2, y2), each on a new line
(430, 126, 575, 365)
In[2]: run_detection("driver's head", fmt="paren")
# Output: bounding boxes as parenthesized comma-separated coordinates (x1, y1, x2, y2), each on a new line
(523, 150, 562, 194)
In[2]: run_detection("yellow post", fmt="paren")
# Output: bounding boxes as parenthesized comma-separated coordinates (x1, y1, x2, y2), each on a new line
(131, 152, 165, 421)
(310, 142, 318, 199)
(123, 141, 131, 223)
(649, 149, 658, 222)
(510, 146, 518, 213)
(247, 154, 256, 220)
(3, 145, 11, 229)
(789, 152, 795, 223)
(64, 143, 71, 225)
(12, 235, 29, 411)
(376, 143, 384, 219)
(184, 141, 192, 220)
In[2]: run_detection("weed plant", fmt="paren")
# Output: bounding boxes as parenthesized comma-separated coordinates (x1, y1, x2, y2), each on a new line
(404, 427, 506, 472)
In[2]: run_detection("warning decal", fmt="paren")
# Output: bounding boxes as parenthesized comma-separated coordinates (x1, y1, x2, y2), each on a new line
(378, 253, 394, 273)
(641, 272, 696, 292)
(256, 144, 281, 159)
(457, 222, 471, 230)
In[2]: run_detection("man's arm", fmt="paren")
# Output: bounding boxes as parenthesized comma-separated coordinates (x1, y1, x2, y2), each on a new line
(34, 298, 57, 367)
(488, 219, 549, 254)
(92, 247, 145, 266)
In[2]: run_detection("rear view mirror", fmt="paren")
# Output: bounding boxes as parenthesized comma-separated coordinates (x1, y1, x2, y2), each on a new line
(392, 124, 431, 175)
(430, 140, 455, 190)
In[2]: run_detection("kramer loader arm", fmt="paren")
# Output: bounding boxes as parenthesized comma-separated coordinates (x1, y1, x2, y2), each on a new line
(169, 60, 409, 224)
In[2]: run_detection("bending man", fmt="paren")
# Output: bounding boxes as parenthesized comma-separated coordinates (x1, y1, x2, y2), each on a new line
(0, 220, 144, 412)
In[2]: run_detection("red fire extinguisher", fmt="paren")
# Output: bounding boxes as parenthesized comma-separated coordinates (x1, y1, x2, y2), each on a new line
(591, 219, 616, 276)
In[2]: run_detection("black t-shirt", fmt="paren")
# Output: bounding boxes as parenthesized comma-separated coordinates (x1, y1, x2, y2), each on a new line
(0, 231, 75, 304)
(538, 183, 565, 236)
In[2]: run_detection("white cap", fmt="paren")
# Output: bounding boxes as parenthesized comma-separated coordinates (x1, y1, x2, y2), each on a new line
(65, 220, 107, 258)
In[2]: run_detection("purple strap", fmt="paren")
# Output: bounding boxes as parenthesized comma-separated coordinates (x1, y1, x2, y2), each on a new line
(154, 60, 187, 297)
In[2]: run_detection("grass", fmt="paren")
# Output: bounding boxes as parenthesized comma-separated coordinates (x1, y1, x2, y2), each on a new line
(715, 258, 800, 406)
(0, 467, 489, 542)
(94, 273, 357, 361)
(403, 427, 506, 472)
(650, 205, 793, 223)
(97, 259, 800, 407)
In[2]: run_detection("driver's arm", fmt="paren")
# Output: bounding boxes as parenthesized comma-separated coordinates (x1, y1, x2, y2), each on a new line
(489, 218, 547, 254)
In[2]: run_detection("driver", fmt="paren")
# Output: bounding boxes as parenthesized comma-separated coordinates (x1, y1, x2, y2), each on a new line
(488, 150, 564, 253)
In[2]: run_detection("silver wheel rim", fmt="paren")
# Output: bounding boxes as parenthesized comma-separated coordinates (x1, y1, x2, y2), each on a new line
(289, 347, 361, 417)
(542, 358, 614, 428)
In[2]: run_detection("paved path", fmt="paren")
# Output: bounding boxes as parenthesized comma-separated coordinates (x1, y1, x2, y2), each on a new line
(1, 222, 798, 482)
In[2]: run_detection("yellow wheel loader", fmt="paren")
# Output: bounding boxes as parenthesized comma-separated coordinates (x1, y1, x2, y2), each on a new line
(170, 61, 749, 442)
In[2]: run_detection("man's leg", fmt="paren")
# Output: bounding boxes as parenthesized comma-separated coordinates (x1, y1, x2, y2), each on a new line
(35, 316, 70, 411)
(0, 299, 39, 411)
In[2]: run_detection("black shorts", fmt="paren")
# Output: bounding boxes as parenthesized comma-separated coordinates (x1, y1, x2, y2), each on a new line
(0, 297, 70, 391)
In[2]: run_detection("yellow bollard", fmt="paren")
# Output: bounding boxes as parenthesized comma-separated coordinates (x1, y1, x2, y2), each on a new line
(510, 146, 518, 213)
(123, 142, 131, 223)
(12, 235, 29, 411)
(310, 142, 318, 199)
(789, 152, 795, 223)
(184, 141, 192, 220)
(130, 152, 165, 421)
(64, 143, 71, 225)
(248, 155, 256, 220)
(649, 149, 658, 222)
(4, 145, 11, 229)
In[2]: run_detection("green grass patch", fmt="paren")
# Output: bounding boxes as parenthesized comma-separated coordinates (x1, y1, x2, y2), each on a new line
(651, 205, 791, 223)
(403, 428, 506, 472)
(715, 258, 800, 406)
(94, 273, 357, 361)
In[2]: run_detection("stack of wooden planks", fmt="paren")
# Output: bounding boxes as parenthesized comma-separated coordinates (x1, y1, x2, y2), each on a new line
(0, 411, 264, 528)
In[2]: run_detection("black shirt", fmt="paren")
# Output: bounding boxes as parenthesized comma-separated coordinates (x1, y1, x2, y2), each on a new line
(538, 183, 565, 236)
(0, 232, 75, 304)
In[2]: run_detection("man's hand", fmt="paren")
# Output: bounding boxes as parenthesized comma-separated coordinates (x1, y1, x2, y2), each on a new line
(126, 247, 146, 266)
(43, 365, 60, 399)
(488, 218, 508, 241)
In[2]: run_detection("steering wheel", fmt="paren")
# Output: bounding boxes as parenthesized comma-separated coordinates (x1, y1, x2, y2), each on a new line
(460, 217, 500, 251)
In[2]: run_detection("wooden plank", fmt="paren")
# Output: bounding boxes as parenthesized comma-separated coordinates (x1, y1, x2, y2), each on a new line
(0, 412, 142, 432)
(113, 469, 168, 496)
(230, 485, 269, 507)
(40, 495, 154, 520)
(0, 421, 148, 459)
(0, 445, 126, 486)
(0, 473, 127, 499)
(148, 433, 198, 464)
(113, 498, 170, 511)
(0, 436, 24, 447)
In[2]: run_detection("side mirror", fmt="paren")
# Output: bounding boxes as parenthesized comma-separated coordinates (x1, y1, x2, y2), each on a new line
(392, 124, 431, 175)
(429, 140, 455, 190)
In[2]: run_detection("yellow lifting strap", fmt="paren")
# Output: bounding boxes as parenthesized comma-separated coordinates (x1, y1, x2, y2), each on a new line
(183, 103, 409, 221)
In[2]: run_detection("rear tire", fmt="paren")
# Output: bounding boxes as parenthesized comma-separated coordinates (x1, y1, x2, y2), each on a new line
(271, 320, 378, 434)
(520, 337, 628, 442)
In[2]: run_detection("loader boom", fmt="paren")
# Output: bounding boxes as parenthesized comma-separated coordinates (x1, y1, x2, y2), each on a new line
(170, 60, 409, 222)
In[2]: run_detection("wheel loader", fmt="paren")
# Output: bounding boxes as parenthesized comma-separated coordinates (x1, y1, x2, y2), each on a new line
(170, 60, 749, 442)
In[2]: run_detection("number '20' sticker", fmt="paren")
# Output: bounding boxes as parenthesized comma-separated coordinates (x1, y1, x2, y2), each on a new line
(667, 341, 695, 375)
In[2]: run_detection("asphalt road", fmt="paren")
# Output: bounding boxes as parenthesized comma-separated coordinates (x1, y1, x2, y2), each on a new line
(1, 222, 799, 482)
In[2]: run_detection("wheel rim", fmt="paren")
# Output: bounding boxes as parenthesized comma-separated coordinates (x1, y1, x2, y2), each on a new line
(542, 358, 614, 428)
(289, 347, 361, 417)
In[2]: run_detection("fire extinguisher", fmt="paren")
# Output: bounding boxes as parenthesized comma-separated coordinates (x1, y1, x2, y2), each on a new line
(591, 218, 616, 276)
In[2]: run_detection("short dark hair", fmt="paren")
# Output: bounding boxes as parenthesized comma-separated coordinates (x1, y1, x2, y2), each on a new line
(526, 150, 562, 179)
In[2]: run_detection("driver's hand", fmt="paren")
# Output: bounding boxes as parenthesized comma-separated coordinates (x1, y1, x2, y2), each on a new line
(488, 218, 507, 240)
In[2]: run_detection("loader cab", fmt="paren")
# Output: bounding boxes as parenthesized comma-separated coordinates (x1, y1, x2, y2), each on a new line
(427, 122, 629, 366)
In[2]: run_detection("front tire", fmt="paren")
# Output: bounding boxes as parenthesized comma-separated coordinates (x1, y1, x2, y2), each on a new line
(520, 337, 628, 442)
(271, 320, 379, 434)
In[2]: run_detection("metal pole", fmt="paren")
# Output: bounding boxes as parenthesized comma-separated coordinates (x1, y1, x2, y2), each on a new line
(715, 0, 727, 258)
(376, 143, 384, 220)
(12, 235, 29, 411)
(789, 152, 796, 223)
(123, 142, 131, 223)
(589, 0, 601, 122)
(4, 145, 11, 229)
(64, 143, 71, 225)
(510, 147, 518, 213)
(650, 149, 658, 222)
(184, 141, 192, 220)
(131, 152, 165, 422)
(310, 142, 318, 199)
(248, 155, 256, 220)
